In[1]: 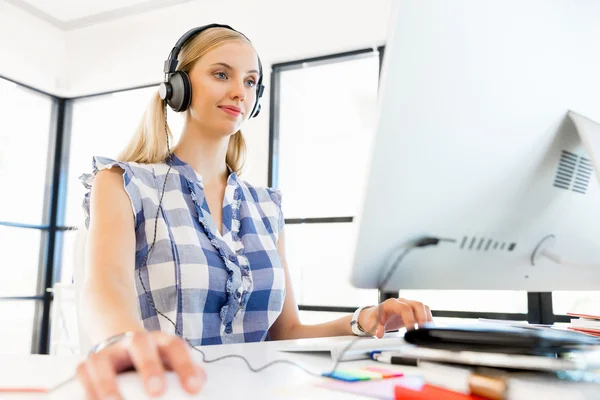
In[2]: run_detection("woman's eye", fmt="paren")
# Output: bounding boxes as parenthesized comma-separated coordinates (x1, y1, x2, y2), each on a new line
(215, 72, 227, 79)
(246, 79, 256, 87)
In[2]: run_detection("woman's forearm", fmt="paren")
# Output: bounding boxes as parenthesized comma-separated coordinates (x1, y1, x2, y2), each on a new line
(80, 277, 145, 345)
(276, 314, 354, 340)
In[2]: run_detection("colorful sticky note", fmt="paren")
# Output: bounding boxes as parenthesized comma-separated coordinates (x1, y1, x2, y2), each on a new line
(338, 368, 384, 380)
(365, 366, 405, 378)
(322, 370, 367, 382)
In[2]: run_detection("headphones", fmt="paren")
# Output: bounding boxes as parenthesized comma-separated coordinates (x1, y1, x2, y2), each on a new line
(158, 23, 265, 117)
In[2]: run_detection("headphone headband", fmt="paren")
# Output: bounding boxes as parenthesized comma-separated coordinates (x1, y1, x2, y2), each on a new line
(163, 24, 244, 75)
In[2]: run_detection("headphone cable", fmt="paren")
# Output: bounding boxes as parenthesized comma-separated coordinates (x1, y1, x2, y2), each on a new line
(49, 102, 449, 394)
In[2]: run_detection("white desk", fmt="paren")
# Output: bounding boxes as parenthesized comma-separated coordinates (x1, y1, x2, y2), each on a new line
(2, 336, 600, 399)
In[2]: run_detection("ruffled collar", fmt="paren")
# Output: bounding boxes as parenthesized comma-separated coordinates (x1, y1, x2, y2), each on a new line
(168, 153, 237, 189)
(170, 153, 251, 327)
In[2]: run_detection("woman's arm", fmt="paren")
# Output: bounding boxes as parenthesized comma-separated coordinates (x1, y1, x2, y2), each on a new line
(268, 229, 433, 341)
(76, 167, 205, 399)
(80, 167, 145, 344)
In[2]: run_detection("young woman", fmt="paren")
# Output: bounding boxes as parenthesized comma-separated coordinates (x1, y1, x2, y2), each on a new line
(77, 24, 432, 399)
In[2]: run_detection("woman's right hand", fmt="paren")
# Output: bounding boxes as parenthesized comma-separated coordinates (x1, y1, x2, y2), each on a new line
(76, 331, 206, 399)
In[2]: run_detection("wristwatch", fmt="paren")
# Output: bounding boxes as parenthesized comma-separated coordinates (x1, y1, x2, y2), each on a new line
(350, 305, 375, 336)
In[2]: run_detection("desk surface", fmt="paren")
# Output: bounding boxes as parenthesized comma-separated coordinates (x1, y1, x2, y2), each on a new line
(2, 335, 600, 399)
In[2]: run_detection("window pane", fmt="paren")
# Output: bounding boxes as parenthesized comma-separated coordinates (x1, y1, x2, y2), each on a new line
(552, 291, 600, 315)
(400, 290, 527, 314)
(277, 54, 379, 218)
(0, 301, 36, 354)
(285, 222, 377, 307)
(299, 311, 348, 326)
(0, 226, 43, 296)
(398, 290, 528, 313)
(65, 87, 184, 227)
(0, 78, 53, 225)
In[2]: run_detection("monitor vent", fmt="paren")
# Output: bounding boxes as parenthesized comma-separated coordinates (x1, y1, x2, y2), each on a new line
(459, 236, 516, 252)
(554, 150, 593, 194)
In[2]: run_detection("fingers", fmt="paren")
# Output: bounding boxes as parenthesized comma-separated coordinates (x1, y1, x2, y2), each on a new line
(376, 300, 416, 335)
(76, 331, 206, 399)
(378, 298, 432, 333)
(394, 300, 418, 330)
(154, 334, 206, 395)
(403, 299, 429, 326)
(76, 362, 99, 400)
(374, 304, 389, 338)
(86, 353, 122, 400)
(76, 340, 133, 400)
(127, 332, 167, 397)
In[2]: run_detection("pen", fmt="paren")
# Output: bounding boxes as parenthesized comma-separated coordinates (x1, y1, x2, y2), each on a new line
(371, 352, 419, 366)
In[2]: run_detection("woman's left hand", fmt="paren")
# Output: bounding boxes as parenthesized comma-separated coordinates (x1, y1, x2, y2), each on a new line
(358, 298, 433, 338)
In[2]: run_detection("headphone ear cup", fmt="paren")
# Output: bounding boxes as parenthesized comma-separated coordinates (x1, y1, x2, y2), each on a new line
(167, 71, 192, 112)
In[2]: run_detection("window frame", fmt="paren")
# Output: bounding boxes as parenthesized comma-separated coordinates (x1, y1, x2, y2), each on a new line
(0, 75, 158, 354)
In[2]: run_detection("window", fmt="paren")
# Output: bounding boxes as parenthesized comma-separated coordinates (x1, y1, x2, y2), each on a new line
(0, 301, 37, 355)
(275, 54, 379, 218)
(0, 76, 54, 355)
(0, 226, 43, 296)
(286, 223, 376, 307)
(0, 78, 53, 225)
(552, 291, 600, 316)
(398, 290, 527, 314)
(272, 51, 381, 308)
(271, 50, 529, 317)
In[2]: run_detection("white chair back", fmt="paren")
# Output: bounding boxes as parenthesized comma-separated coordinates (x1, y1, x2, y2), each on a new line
(73, 224, 93, 355)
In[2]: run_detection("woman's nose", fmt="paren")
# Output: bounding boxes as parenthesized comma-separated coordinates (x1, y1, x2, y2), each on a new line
(230, 81, 247, 102)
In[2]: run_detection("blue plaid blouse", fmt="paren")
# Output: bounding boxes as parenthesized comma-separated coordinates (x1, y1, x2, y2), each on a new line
(81, 155, 286, 346)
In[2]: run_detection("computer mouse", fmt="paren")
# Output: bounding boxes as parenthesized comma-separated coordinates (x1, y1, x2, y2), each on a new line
(49, 370, 199, 399)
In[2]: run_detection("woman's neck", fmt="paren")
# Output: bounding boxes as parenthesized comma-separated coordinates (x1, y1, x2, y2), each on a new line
(172, 127, 230, 186)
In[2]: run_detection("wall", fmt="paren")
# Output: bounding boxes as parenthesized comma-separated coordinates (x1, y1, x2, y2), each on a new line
(0, 0, 66, 95)
(0, 0, 392, 185)
(63, 0, 393, 184)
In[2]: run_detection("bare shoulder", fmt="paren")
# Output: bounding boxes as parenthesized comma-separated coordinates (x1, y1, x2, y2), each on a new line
(89, 167, 135, 226)
(94, 166, 126, 188)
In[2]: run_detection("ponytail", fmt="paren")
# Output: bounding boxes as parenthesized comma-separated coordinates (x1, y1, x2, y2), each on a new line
(117, 91, 172, 164)
(226, 130, 247, 175)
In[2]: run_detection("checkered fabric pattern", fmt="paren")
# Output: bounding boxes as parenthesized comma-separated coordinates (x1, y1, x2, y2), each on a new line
(81, 154, 286, 346)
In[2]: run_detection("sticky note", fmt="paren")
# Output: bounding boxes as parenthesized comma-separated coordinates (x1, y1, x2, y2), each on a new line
(338, 369, 383, 380)
(365, 366, 405, 378)
(322, 370, 367, 382)
(323, 367, 404, 382)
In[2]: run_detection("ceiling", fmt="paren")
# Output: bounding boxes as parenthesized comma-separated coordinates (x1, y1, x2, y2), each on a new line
(6, 0, 196, 30)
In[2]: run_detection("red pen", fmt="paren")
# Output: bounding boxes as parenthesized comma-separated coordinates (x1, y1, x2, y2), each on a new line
(0, 387, 48, 393)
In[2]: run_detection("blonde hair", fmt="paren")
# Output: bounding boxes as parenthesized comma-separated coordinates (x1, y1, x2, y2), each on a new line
(118, 27, 254, 174)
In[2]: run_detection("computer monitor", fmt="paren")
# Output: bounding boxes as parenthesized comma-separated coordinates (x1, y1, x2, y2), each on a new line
(350, 0, 600, 292)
